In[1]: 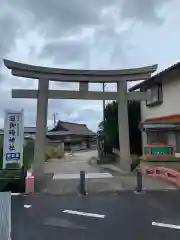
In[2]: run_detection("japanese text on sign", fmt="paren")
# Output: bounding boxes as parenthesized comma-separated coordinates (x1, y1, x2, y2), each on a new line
(8, 116, 17, 152)
(3, 110, 24, 168)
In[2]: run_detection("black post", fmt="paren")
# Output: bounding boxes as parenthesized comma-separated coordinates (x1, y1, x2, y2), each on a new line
(136, 168, 143, 193)
(19, 165, 27, 193)
(80, 171, 86, 195)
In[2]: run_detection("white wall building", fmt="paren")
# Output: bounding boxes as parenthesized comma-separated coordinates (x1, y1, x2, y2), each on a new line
(129, 62, 180, 157)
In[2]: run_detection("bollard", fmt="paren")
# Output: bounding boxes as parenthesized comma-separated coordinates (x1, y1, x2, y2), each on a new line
(136, 168, 143, 193)
(80, 171, 86, 195)
(20, 165, 27, 193)
(26, 175, 35, 194)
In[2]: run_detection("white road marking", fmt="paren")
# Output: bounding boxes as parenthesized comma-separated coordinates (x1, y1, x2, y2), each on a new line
(11, 193, 20, 196)
(53, 172, 113, 180)
(63, 210, 105, 219)
(152, 221, 180, 230)
(24, 205, 32, 208)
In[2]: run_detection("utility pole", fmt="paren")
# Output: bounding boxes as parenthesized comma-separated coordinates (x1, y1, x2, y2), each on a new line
(53, 113, 56, 128)
(53, 112, 59, 128)
(102, 83, 106, 124)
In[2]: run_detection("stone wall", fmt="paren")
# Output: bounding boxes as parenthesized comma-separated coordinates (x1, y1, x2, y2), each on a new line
(46, 140, 64, 159)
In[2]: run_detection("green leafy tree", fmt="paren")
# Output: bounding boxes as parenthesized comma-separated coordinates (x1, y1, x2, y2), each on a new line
(99, 101, 142, 155)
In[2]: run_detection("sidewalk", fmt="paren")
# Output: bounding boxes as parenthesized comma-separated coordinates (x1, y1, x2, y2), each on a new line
(89, 157, 136, 175)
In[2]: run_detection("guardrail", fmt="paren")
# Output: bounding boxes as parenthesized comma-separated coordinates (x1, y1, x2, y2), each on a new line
(143, 167, 180, 187)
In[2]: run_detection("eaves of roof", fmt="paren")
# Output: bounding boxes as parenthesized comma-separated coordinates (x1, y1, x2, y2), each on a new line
(129, 62, 180, 92)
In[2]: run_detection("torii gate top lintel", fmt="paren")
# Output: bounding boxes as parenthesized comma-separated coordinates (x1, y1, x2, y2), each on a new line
(3, 59, 158, 82)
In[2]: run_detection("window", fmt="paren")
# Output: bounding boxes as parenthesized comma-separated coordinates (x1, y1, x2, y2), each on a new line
(147, 131, 168, 144)
(146, 84, 163, 106)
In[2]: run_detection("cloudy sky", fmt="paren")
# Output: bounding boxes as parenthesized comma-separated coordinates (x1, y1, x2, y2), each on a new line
(0, 0, 180, 131)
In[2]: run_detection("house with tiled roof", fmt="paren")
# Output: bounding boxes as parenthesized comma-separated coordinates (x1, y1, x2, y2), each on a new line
(47, 120, 97, 151)
(129, 62, 180, 157)
(0, 121, 97, 151)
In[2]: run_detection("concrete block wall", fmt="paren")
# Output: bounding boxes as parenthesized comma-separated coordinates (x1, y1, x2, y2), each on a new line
(46, 141, 64, 159)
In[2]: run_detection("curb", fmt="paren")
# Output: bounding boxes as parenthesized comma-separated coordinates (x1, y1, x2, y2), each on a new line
(88, 158, 135, 176)
(88, 158, 114, 173)
(88, 158, 124, 176)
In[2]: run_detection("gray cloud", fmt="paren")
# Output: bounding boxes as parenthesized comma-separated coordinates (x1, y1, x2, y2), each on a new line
(0, 0, 175, 132)
(40, 40, 90, 65)
(36, 0, 169, 68)
(12, 0, 102, 38)
(39, 25, 130, 69)
(0, 2, 26, 80)
(0, 86, 37, 125)
(0, 0, 170, 62)
(8, 0, 169, 39)
(0, 15, 20, 56)
(73, 108, 102, 122)
(0, 3, 22, 57)
(92, 26, 132, 69)
(121, 0, 170, 24)
(0, 0, 170, 69)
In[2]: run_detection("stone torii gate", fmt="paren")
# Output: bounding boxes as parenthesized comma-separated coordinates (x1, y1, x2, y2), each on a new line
(3, 59, 157, 188)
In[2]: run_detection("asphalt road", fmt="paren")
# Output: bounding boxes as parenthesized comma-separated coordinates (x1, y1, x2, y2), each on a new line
(12, 190, 180, 239)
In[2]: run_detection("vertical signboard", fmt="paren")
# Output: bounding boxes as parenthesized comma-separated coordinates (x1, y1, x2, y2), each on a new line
(3, 110, 24, 169)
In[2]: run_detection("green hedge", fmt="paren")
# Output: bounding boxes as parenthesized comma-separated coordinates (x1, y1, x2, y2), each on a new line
(23, 139, 34, 169)
(0, 137, 35, 191)
(0, 136, 3, 169)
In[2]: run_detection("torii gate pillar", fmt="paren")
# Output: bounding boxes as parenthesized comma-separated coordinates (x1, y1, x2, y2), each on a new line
(33, 79, 49, 189)
(117, 80, 131, 171)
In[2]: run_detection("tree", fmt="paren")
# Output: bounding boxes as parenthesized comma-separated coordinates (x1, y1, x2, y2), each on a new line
(98, 121, 104, 131)
(99, 101, 142, 155)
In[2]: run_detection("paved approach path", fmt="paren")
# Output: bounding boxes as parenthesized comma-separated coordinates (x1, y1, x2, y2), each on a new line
(42, 150, 176, 194)
(12, 190, 180, 239)
(44, 150, 100, 175)
(43, 150, 119, 194)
